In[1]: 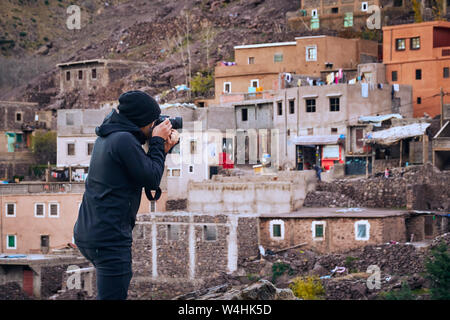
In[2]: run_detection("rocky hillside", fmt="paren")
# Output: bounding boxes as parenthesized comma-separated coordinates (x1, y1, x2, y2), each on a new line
(0, 0, 300, 107)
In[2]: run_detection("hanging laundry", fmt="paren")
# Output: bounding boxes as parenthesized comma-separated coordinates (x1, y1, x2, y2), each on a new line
(285, 73, 292, 83)
(348, 78, 356, 85)
(377, 83, 383, 89)
(326, 73, 334, 85)
(361, 83, 369, 98)
(221, 61, 236, 66)
(297, 79, 302, 87)
(393, 84, 399, 92)
(338, 68, 343, 79)
(248, 87, 256, 93)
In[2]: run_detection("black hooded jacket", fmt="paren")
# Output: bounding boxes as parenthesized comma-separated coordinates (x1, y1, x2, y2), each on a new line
(73, 109, 166, 248)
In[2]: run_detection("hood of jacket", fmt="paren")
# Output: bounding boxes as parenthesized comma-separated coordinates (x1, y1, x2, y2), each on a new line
(95, 109, 147, 144)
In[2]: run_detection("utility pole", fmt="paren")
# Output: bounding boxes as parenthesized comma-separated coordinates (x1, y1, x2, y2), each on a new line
(441, 87, 444, 128)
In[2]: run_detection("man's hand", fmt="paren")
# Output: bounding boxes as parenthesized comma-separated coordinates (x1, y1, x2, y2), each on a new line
(164, 129, 180, 154)
(152, 118, 172, 140)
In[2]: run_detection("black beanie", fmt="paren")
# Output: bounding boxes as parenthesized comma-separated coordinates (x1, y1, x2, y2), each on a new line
(117, 90, 161, 128)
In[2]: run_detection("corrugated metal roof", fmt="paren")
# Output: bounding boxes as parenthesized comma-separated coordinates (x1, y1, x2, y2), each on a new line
(365, 122, 431, 145)
(290, 135, 342, 145)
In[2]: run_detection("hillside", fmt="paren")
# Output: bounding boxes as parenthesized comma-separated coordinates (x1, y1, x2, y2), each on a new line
(0, 0, 300, 107)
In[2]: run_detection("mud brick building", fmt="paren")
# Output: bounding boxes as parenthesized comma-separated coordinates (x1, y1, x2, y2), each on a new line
(0, 101, 53, 180)
(0, 254, 90, 299)
(259, 208, 448, 254)
(383, 21, 450, 118)
(56, 59, 149, 93)
(130, 212, 259, 299)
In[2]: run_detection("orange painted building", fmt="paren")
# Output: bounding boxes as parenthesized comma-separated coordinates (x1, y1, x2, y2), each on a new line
(383, 21, 450, 118)
(213, 35, 378, 105)
(0, 182, 166, 254)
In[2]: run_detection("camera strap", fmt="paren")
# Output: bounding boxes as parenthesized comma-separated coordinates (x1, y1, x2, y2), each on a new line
(145, 186, 162, 202)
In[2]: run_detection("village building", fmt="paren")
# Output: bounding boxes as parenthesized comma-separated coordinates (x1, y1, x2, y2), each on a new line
(0, 182, 161, 254)
(383, 21, 450, 117)
(259, 207, 448, 254)
(56, 59, 149, 94)
(0, 101, 53, 180)
(432, 106, 450, 170)
(0, 253, 90, 299)
(212, 35, 378, 106)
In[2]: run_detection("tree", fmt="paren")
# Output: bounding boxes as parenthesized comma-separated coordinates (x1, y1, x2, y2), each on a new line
(190, 71, 214, 98)
(425, 241, 450, 300)
(32, 130, 56, 165)
(412, 0, 423, 23)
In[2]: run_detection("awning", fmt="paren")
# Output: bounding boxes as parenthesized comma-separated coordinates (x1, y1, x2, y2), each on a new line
(290, 135, 343, 145)
(364, 122, 431, 145)
(358, 114, 403, 127)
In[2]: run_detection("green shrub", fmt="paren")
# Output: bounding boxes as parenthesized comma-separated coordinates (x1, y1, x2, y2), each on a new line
(425, 241, 450, 300)
(32, 131, 56, 165)
(19, 32, 27, 37)
(383, 282, 415, 300)
(190, 72, 214, 97)
(271, 262, 293, 283)
(289, 276, 325, 300)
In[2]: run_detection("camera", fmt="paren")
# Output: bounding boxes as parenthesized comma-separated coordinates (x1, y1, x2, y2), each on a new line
(155, 115, 183, 130)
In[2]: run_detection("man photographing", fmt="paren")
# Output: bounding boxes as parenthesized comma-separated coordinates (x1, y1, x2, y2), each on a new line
(73, 90, 179, 300)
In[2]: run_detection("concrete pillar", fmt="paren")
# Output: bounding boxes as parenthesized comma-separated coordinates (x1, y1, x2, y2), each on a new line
(227, 215, 238, 274)
(189, 215, 196, 279)
(151, 221, 157, 278)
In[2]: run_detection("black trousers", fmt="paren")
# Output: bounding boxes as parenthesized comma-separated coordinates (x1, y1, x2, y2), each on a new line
(77, 246, 133, 300)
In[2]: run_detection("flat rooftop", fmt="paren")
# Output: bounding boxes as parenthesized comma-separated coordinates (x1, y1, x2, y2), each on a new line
(0, 254, 86, 266)
(260, 207, 411, 218)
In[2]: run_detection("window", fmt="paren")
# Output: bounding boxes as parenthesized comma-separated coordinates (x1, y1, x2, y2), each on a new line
(289, 100, 295, 114)
(277, 101, 283, 116)
(269, 220, 284, 239)
(331, 7, 338, 14)
(5, 203, 15, 217)
(242, 108, 248, 121)
(306, 99, 316, 113)
(224, 82, 231, 93)
(41, 235, 49, 248)
(66, 71, 71, 81)
(15, 112, 23, 123)
(444, 67, 449, 78)
(189, 165, 194, 174)
(167, 225, 179, 241)
(251, 79, 259, 88)
(150, 201, 156, 213)
(311, 9, 318, 17)
(35, 203, 45, 217)
(67, 143, 75, 156)
(392, 71, 398, 82)
(91, 68, 97, 79)
(355, 220, 370, 240)
(87, 143, 94, 156)
(49, 203, 59, 218)
(78, 70, 83, 80)
(417, 97, 422, 104)
(344, 12, 353, 27)
(170, 168, 181, 177)
(395, 38, 406, 51)
(329, 97, 340, 112)
(312, 221, 325, 239)
(66, 113, 74, 125)
(416, 69, 422, 80)
(306, 46, 317, 61)
(190, 140, 197, 154)
(7, 235, 16, 249)
(410, 37, 420, 50)
(274, 53, 283, 63)
(331, 128, 338, 134)
(307, 128, 314, 135)
(204, 225, 217, 241)
(394, 0, 402, 7)
(362, 2, 368, 11)
(248, 57, 255, 64)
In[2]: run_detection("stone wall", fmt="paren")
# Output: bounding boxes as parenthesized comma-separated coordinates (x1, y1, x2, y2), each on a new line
(128, 213, 259, 299)
(259, 216, 407, 254)
(305, 164, 450, 211)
